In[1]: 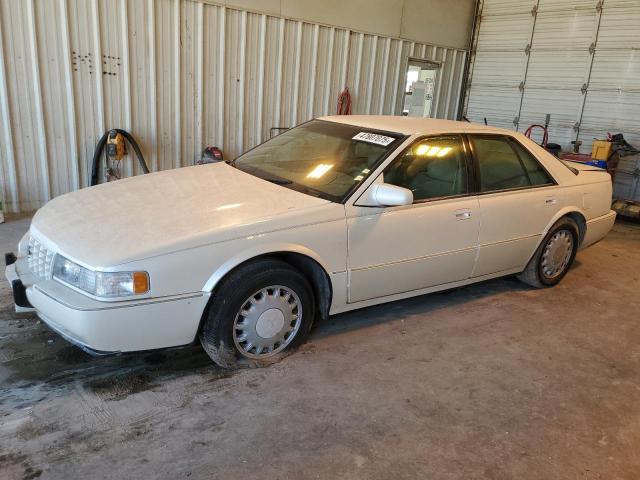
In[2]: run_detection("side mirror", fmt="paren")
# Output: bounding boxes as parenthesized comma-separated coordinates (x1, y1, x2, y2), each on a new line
(359, 183, 413, 207)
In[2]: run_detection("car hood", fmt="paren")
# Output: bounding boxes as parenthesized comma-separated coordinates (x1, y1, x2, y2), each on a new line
(30, 162, 331, 267)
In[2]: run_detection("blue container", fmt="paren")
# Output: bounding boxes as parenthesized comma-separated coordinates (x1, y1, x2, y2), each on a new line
(583, 160, 607, 169)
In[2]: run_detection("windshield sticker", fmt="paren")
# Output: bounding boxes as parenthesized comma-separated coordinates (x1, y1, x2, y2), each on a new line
(352, 132, 395, 146)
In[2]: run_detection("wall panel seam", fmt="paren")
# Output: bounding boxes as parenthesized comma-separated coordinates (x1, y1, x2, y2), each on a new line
(0, 4, 19, 211)
(59, 0, 80, 191)
(27, 0, 51, 202)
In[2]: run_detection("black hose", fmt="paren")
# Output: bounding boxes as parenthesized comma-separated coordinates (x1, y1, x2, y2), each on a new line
(90, 129, 150, 186)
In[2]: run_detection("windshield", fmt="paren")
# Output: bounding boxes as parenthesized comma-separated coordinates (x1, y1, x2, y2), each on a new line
(234, 120, 405, 202)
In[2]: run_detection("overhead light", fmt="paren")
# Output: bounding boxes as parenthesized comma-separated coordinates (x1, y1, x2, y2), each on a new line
(436, 147, 452, 157)
(216, 203, 242, 211)
(354, 175, 364, 181)
(416, 144, 430, 155)
(426, 146, 441, 157)
(306, 163, 333, 179)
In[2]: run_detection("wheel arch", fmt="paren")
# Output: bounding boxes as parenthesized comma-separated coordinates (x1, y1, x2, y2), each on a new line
(524, 207, 587, 270)
(199, 246, 334, 331)
(542, 207, 587, 246)
(565, 211, 587, 246)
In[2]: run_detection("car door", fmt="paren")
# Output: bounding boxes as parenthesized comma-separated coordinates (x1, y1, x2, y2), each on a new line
(346, 135, 480, 303)
(468, 134, 562, 277)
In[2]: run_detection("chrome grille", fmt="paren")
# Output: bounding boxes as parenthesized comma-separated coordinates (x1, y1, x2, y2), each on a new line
(27, 236, 55, 280)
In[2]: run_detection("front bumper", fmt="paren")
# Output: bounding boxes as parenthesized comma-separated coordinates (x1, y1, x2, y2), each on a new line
(5, 255, 210, 353)
(5, 256, 36, 313)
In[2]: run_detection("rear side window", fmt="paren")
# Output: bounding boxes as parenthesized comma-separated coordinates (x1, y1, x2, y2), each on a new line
(509, 139, 554, 185)
(470, 136, 553, 192)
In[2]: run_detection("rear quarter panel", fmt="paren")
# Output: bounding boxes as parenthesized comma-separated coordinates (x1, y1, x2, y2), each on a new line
(574, 171, 613, 220)
(515, 133, 613, 221)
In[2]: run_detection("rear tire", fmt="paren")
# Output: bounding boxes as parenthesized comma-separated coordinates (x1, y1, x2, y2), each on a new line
(199, 258, 315, 368)
(517, 217, 579, 288)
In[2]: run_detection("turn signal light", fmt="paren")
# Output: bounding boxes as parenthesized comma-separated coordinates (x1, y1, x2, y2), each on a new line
(133, 271, 150, 294)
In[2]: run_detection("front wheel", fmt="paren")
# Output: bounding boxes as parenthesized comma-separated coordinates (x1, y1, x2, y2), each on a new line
(517, 217, 579, 288)
(199, 259, 315, 368)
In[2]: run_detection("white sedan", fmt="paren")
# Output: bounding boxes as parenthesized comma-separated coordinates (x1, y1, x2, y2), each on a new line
(5, 116, 615, 367)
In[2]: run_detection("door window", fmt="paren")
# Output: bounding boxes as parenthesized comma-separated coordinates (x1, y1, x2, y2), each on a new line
(383, 136, 468, 202)
(470, 136, 553, 192)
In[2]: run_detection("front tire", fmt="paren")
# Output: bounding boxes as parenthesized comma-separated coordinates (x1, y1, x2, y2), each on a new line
(199, 259, 315, 368)
(517, 217, 579, 288)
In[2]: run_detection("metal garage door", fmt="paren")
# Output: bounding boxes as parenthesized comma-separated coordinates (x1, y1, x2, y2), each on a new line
(580, 1, 640, 152)
(465, 0, 640, 153)
(465, 0, 536, 131)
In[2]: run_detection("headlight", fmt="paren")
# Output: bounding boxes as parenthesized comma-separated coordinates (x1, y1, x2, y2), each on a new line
(52, 255, 149, 298)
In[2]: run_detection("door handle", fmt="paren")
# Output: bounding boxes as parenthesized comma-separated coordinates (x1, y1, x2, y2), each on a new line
(455, 209, 472, 220)
(545, 197, 557, 205)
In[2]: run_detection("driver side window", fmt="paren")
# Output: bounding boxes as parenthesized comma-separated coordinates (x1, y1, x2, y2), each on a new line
(383, 135, 468, 202)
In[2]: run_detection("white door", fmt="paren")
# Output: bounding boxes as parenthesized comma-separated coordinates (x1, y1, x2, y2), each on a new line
(468, 134, 562, 277)
(401, 60, 439, 118)
(346, 135, 480, 303)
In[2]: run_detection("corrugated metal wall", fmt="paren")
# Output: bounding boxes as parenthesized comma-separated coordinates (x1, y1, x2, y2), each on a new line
(464, 0, 640, 154)
(0, 0, 467, 213)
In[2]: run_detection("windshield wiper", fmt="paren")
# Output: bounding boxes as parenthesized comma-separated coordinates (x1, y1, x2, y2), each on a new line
(264, 177, 293, 185)
(260, 174, 323, 196)
(235, 164, 292, 184)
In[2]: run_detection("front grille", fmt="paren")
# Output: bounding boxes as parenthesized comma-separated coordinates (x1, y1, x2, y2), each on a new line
(27, 236, 55, 280)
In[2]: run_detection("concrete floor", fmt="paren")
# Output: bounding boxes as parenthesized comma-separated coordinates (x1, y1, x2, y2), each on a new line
(1, 215, 640, 480)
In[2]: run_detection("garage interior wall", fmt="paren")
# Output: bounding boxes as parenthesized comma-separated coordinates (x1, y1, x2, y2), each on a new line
(464, 0, 640, 154)
(214, 0, 475, 51)
(0, 0, 469, 213)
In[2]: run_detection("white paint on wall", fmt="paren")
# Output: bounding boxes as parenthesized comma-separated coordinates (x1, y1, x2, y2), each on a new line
(0, 0, 467, 212)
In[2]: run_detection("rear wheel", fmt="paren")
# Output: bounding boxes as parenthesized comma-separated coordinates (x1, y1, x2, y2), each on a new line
(199, 259, 315, 368)
(517, 217, 579, 288)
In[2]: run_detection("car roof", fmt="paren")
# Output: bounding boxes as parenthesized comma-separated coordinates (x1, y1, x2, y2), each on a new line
(318, 115, 579, 186)
(318, 115, 514, 136)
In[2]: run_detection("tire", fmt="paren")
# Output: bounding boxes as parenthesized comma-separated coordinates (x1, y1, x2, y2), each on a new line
(199, 258, 315, 368)
(517, 217, 579, 288)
